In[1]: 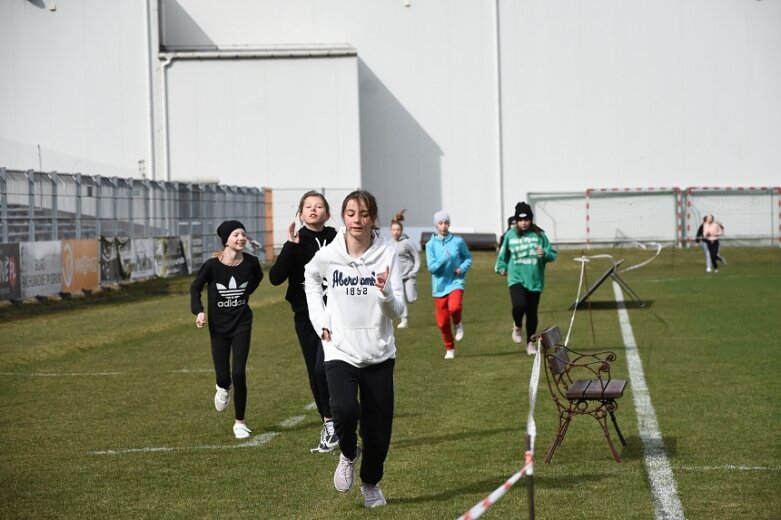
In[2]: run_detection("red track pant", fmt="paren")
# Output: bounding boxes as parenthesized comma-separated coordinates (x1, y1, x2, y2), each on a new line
(434, 289, 463, 350)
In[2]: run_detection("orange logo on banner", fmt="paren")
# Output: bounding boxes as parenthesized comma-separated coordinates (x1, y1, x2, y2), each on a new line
(61, 240, 99, 292)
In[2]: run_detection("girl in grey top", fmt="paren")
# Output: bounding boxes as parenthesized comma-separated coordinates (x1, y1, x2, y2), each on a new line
(389, 210, 421, 328)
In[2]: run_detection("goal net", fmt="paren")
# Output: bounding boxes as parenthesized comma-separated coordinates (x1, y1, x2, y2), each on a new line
(684, 187, 781, 247)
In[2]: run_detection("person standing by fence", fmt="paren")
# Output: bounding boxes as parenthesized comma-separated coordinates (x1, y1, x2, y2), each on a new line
(190, 220, 264, 439)
(495, 202, 557, 355)
(389, 210, 420, 329)
(425, 211, 472, 359)
(269, 191, 339, 453)
(304, 190, 405, 508)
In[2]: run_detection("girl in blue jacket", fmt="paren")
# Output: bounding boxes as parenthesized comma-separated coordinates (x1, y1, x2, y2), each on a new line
(425, 211, 472, 359)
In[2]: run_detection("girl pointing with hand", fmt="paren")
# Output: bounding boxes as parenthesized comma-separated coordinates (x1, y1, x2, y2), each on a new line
(304, 190, 404, 509)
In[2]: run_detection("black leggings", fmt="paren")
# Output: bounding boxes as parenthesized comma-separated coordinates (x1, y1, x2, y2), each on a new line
(509, 284, 542, 343)
(211, 330, 251, 421)
(294, 310, 332, 419)
(706, 240, 720, 270)
(326, 359, 395, 486)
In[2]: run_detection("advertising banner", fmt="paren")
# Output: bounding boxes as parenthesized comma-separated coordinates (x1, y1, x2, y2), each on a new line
(130, 238, 155, 280)
(154, 237, 188, 278)
(21, 241, 61, 298)
(100, 236, 131, 283)
(61, 240, 99, 293)
(179, 234, 198, 274)
(0, 243, 21, 301)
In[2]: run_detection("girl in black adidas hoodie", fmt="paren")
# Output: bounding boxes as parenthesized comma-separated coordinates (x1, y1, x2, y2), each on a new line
(191, 220, 263, 440)
(269, 191, 339, 452)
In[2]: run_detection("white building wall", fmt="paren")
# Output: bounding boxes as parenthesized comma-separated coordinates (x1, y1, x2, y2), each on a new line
(500, 0, 781, 207)
(2, 0, 779, 240)
(0, 0, 149, 178)
(164, 55, 362, 244)
(160, 0, 502, 233)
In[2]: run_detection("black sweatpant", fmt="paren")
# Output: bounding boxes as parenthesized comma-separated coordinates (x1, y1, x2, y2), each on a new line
(509, 283, 542, 343)
(706, 240, 720, 270)
(293, 310, 332, 419)
(325, 358, 395, 486)
(211, 330, 251, 421)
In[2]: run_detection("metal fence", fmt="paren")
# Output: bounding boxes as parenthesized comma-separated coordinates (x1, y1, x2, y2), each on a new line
(0, 168, 270, 261)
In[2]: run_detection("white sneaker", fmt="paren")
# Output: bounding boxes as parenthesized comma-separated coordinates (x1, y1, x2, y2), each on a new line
(512, 326, 523, 344)
(526, 341, 537, 355)
(334, 447, 360, 492)
(444, 349, 455, 359)
(214, 385, 231, 412)
(321, 420, 339, 452)
(397, 318, 408, 329)
(706, 267, 712, 273)
(233, 422, 251, 439)
(454, 323, 464, 341)
(361, 483, 387, 508)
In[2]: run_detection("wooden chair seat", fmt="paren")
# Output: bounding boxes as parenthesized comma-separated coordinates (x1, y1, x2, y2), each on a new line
(566, 379, 626, 400)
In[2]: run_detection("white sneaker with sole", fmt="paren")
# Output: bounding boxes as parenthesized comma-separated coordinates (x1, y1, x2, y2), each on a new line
(311, 422, 331, 453)
(444, 349, 455, 359)
(512, 326, 523, 344)
(397, 318, 408, 329)
(454, 323, 464, 341)
(214, 385, 231, 412)
(233, 422, 251, 439)
(361, 483, 387, 508)
(334, 447, 360, 492)
(526, 341, 537, 355)
(311, 420, 339, 453)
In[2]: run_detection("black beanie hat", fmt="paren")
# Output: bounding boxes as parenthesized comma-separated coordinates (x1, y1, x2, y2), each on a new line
(507, 215, 519, 227)
(217, 220, 245, 246)
(515, 201, 533, 221)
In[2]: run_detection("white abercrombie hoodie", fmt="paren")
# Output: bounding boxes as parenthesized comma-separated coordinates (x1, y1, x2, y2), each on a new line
(304, 228, 405, 367)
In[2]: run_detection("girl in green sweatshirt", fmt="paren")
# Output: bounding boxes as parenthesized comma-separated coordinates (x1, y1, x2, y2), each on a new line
(494, 202, 557, 355)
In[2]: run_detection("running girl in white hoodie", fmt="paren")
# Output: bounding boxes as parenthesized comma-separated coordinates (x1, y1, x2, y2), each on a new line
(304, 190, 405, 509)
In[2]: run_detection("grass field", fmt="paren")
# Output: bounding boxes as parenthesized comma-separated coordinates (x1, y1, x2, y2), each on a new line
(1, 246, 779, 519)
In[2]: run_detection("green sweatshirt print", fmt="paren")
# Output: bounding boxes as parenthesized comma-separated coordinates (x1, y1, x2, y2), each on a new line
(494, 228, 557, 292)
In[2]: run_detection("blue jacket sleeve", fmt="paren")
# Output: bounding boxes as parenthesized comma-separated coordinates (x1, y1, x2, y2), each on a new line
(458, 238, 472, 274)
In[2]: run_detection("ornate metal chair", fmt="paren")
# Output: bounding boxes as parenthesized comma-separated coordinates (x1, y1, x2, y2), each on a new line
(539, 325, 628, 463)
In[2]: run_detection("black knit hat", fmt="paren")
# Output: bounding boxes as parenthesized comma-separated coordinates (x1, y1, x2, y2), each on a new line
(515, 201, 533, 221)
(507, 215, 519, 227)
(217, 220, 245, 246)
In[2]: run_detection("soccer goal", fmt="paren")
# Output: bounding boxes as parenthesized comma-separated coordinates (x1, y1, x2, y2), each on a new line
(528, 188, 681, 247)
(684, 187, 781, 247)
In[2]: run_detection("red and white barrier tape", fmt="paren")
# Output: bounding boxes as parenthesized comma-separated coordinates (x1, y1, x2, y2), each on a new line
(455, 343, 542, 520)
(456, 452, 534, 520)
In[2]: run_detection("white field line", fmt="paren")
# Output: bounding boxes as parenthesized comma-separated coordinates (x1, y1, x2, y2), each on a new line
(0, 372, 122, 377)
(91, 405, 315, 456)
(612, 281, 686, 520)
(676, 465, 780, 472)
(278, 415, 306, 428)
(91, 432, 280, 455)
